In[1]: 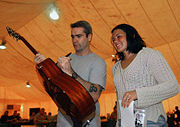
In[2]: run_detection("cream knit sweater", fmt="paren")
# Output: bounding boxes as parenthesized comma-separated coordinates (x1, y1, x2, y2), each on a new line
(112, 47, 179, 122)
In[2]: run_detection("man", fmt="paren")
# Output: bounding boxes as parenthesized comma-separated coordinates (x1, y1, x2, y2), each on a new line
(34, 108, 48, 127)
(0, 111, 9, 123)
(34, 20, 107, 127)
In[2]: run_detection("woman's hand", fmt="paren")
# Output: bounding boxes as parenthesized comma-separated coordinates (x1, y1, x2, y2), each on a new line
(121, 90, 137, 108)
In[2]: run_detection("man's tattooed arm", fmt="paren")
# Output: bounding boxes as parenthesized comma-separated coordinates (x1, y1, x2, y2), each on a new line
(89, 84, 98, 92)
(72, 71, 103, 102)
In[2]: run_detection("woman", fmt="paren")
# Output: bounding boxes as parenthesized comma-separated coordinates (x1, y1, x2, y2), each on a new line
(111, 24, 179, 127)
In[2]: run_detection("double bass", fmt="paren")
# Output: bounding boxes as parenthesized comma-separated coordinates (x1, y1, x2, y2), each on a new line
(6, 27, 95, 126)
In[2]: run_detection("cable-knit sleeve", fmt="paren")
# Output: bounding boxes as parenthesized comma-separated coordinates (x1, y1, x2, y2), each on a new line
(136, 50, 179, 108)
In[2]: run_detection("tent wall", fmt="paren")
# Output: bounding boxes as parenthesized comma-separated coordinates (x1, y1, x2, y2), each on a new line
(1, 88, 180, 119)
(0, 100, 58, 119)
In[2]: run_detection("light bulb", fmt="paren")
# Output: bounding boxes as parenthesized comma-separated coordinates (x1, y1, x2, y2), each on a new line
(49, 9, 59, 20)
(26, 84, 31, 88)
(0, 45, 7, 50)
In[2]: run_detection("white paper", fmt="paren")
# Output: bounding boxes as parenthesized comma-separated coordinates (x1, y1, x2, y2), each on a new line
(119, 100, 135, 127)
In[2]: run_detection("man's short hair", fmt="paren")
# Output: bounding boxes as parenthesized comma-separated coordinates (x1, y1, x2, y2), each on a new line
(71, 20, 92, 37)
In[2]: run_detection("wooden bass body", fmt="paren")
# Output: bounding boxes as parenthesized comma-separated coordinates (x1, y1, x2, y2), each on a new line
(36, 58, 95, 124)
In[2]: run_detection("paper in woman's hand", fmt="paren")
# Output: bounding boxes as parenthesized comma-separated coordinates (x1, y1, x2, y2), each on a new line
(119, 100, 135, 127)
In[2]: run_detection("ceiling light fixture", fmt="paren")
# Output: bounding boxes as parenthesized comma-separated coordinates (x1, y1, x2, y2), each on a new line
(26, 81, 31, 88)
(112, 54, 118, 63)
(0, 40, 7, 50)
(49, 3, 59, 20)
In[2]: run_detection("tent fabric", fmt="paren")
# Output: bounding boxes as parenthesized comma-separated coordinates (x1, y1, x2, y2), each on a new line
(0, 0, 180, 118)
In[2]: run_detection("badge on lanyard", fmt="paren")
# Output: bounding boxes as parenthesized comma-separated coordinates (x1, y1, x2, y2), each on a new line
(134, 109, 146, 127)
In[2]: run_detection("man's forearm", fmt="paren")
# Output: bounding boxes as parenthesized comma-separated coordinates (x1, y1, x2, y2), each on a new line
(72, 71, 102, 102)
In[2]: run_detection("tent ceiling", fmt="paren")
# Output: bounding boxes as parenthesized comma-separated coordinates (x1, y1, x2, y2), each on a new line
(0, 0, 179, 101)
